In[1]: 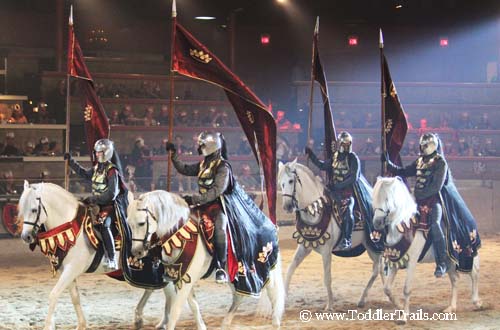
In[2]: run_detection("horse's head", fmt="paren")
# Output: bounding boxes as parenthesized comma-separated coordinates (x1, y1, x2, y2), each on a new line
(278, 159, 301, 213)
(372, 176, 416, 232)
(19, 181, 48, 244)
(127, 190, 190, 258)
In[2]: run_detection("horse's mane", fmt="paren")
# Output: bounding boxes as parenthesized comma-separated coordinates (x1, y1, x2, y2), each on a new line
(136, 190, 190, 236)
(372, 177, 417, 228)
(279, 161, 324, 187)
(19, 182, 77, 212)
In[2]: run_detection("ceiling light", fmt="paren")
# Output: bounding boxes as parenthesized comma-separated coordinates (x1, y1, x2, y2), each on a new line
(195, 16, 216, 20)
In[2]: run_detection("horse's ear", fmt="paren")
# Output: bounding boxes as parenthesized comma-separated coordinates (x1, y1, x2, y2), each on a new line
(291, 157, 298, 167)
(278, 161, 284, 172)
(396, 176, 403, 182)
(24, 180, 29, 191)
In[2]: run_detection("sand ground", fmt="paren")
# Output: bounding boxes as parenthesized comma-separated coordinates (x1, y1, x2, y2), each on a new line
(0, 228, 498, 330)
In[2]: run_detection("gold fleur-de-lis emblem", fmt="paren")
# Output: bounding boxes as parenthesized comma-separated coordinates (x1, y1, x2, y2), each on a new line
(384, 119, 393, 133)
(390, 82, 398, 98)
(246, 110, 255, 124)
(190, 49, 212, 63)
(84, 104, 93, 121)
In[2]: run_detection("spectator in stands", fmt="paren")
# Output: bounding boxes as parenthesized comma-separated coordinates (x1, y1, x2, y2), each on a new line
(124, 165, 138, 194)
(129, 137, 153, 191)
(457, 137, 472, 156)
(236, 134, 252, 155)
(358, 112, 378, 129)
(45, 79, 67, 124)
(438, 113, 451, 129)
(237, 163, 259, 191)
(40, 169, 51, 181)
(33, 100, 56, 124)
(143, 106, 158, 126)
(1, 132, 21, 156)
(0, 170, 18, 195)
(108, 109, 120, 125)
(156, 105, 170, 126)
(276, 136, 291, 162)
(8, 104, 28, 124)
(476, 113, 492, 130)
(443, 140, 458, 156)
(454, 111, 474, 129)
(275, 110, 292, 130)
(118, 104, 138, 125)
(336, 111, 353, 129)
(154, 138, 168, 155)
(401, 138, 418, 156)
(212, 110, 229, 128)
(175, 111, 189, 126)
(190, 109, 202, 127)
(480, 138, 497, 156)
(24, 141, 35, 156)
(173, 135, 189, 155)
(358, 137, 378, 155)
(34, 136, 51, 156)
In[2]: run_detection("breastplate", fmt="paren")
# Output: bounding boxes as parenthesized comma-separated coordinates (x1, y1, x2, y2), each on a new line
(92, 164, 111, 195)
(331, 153, 351, 185)
(415, 155, 438, 190)
(197, 159, 222, 194)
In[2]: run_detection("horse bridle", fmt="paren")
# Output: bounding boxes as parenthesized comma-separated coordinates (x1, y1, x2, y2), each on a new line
(374, 207, 391, 228)
(24, 197, 48, 237)
(131, 207, 157, 251)
(282, 169, 302, 211)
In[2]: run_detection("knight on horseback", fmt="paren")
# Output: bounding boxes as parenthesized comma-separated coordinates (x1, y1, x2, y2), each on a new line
(64, 138, 126, 271)
(383, 132, 449, 277)
(305, 131, 364, 250)
(166, 131, 230, 284)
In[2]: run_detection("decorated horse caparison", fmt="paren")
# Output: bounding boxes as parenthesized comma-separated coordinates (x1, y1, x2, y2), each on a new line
(372, 177, 482, 323)
(19, 181, 202, 330)
(278, 159, 384, 310)
(127, 189, 285, 330)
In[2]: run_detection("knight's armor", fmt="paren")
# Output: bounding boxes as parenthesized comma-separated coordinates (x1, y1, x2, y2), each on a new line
(307, 131, 359, 250)
(386, 133, 449, 277)
(170, 131, 230, 284)
(68, 138, 120, 271)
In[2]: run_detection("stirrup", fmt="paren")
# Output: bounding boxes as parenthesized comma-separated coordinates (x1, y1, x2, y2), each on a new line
(104, 257, 118, 271)
(215, 268, 228, 284)
(340, 238, 352, 250)
(434, 264, 448, 278)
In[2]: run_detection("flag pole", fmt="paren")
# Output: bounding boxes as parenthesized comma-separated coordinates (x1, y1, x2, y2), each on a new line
(166, 0, 177, 191)
(64, 6, 73, 191)
(379, 28, 387, 176)
(307, 17, 319, 165)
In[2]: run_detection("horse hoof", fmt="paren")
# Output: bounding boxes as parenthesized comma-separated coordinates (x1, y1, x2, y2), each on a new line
(443, 306, 456, 313)
(357, 300, 366, 308)
(324, 305, 334, 312)
(134, 319, 143, 329)
(473, 300, 483, 310)
(155, 323, 167, 330)
(395, 319, 407, 325)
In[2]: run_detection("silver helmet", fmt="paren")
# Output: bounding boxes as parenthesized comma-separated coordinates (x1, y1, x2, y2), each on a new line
(94, 138, 114, 163)
(337, 131, 353, 153)
(419, 133, 438, 156)
(197, 131, 222, 156)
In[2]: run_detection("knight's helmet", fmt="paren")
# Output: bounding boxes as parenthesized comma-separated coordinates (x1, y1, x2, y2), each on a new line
(197, 131, 227, 158)
(337, 131, 353, 153)
(419, 132, 438, 156)
(94, 138, 114, 163)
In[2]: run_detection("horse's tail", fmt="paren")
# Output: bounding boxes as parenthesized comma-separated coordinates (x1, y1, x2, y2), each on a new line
(270, 253, 285, 323)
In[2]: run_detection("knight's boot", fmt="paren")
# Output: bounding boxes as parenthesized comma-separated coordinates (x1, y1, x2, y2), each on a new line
(214, 228, 228, 284)
(100, 220, 118, 271)
(340, 215, 354, 250)
(431, 222, 448, 278)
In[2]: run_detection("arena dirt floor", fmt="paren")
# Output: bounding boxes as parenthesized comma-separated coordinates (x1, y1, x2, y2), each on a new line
(0, 227, 499, 330)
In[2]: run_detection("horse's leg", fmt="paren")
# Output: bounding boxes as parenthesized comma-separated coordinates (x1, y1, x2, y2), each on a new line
(358, 248, 382, 308)
(44, 266, 83, 330)
(399, 257, 420, 325)
(155, 283, 174, 330)
(383, 263, 400, 309)
(266, 258, 285, 328)
(470, 255, 483, 310)
(318, 244, 334, 311)
(285, 244, 312, 294)
(221, 289, 244, 330)
(444, 267, 458, 313)
(163, 283, 193, 330)
(68, 280, 86, 330)
(186, 288, 207, 330)
(134, 289, 153, 329)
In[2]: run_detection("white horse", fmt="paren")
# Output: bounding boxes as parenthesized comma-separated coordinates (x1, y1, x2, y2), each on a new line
(19, 181, 200, 330)
(278, 160, 383, 310)
(127, 190, 285, 330)
(372, 177, 482, 323)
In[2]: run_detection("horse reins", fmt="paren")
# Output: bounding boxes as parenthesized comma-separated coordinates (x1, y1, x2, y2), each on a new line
(282, 169, 302, 211)
(131, 207, 157, 251)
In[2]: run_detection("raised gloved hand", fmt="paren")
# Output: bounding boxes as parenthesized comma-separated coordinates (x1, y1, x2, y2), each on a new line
(165, 141, 176, 153)
(64, 152, 71, 161)
(182, 195, 193, 205)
